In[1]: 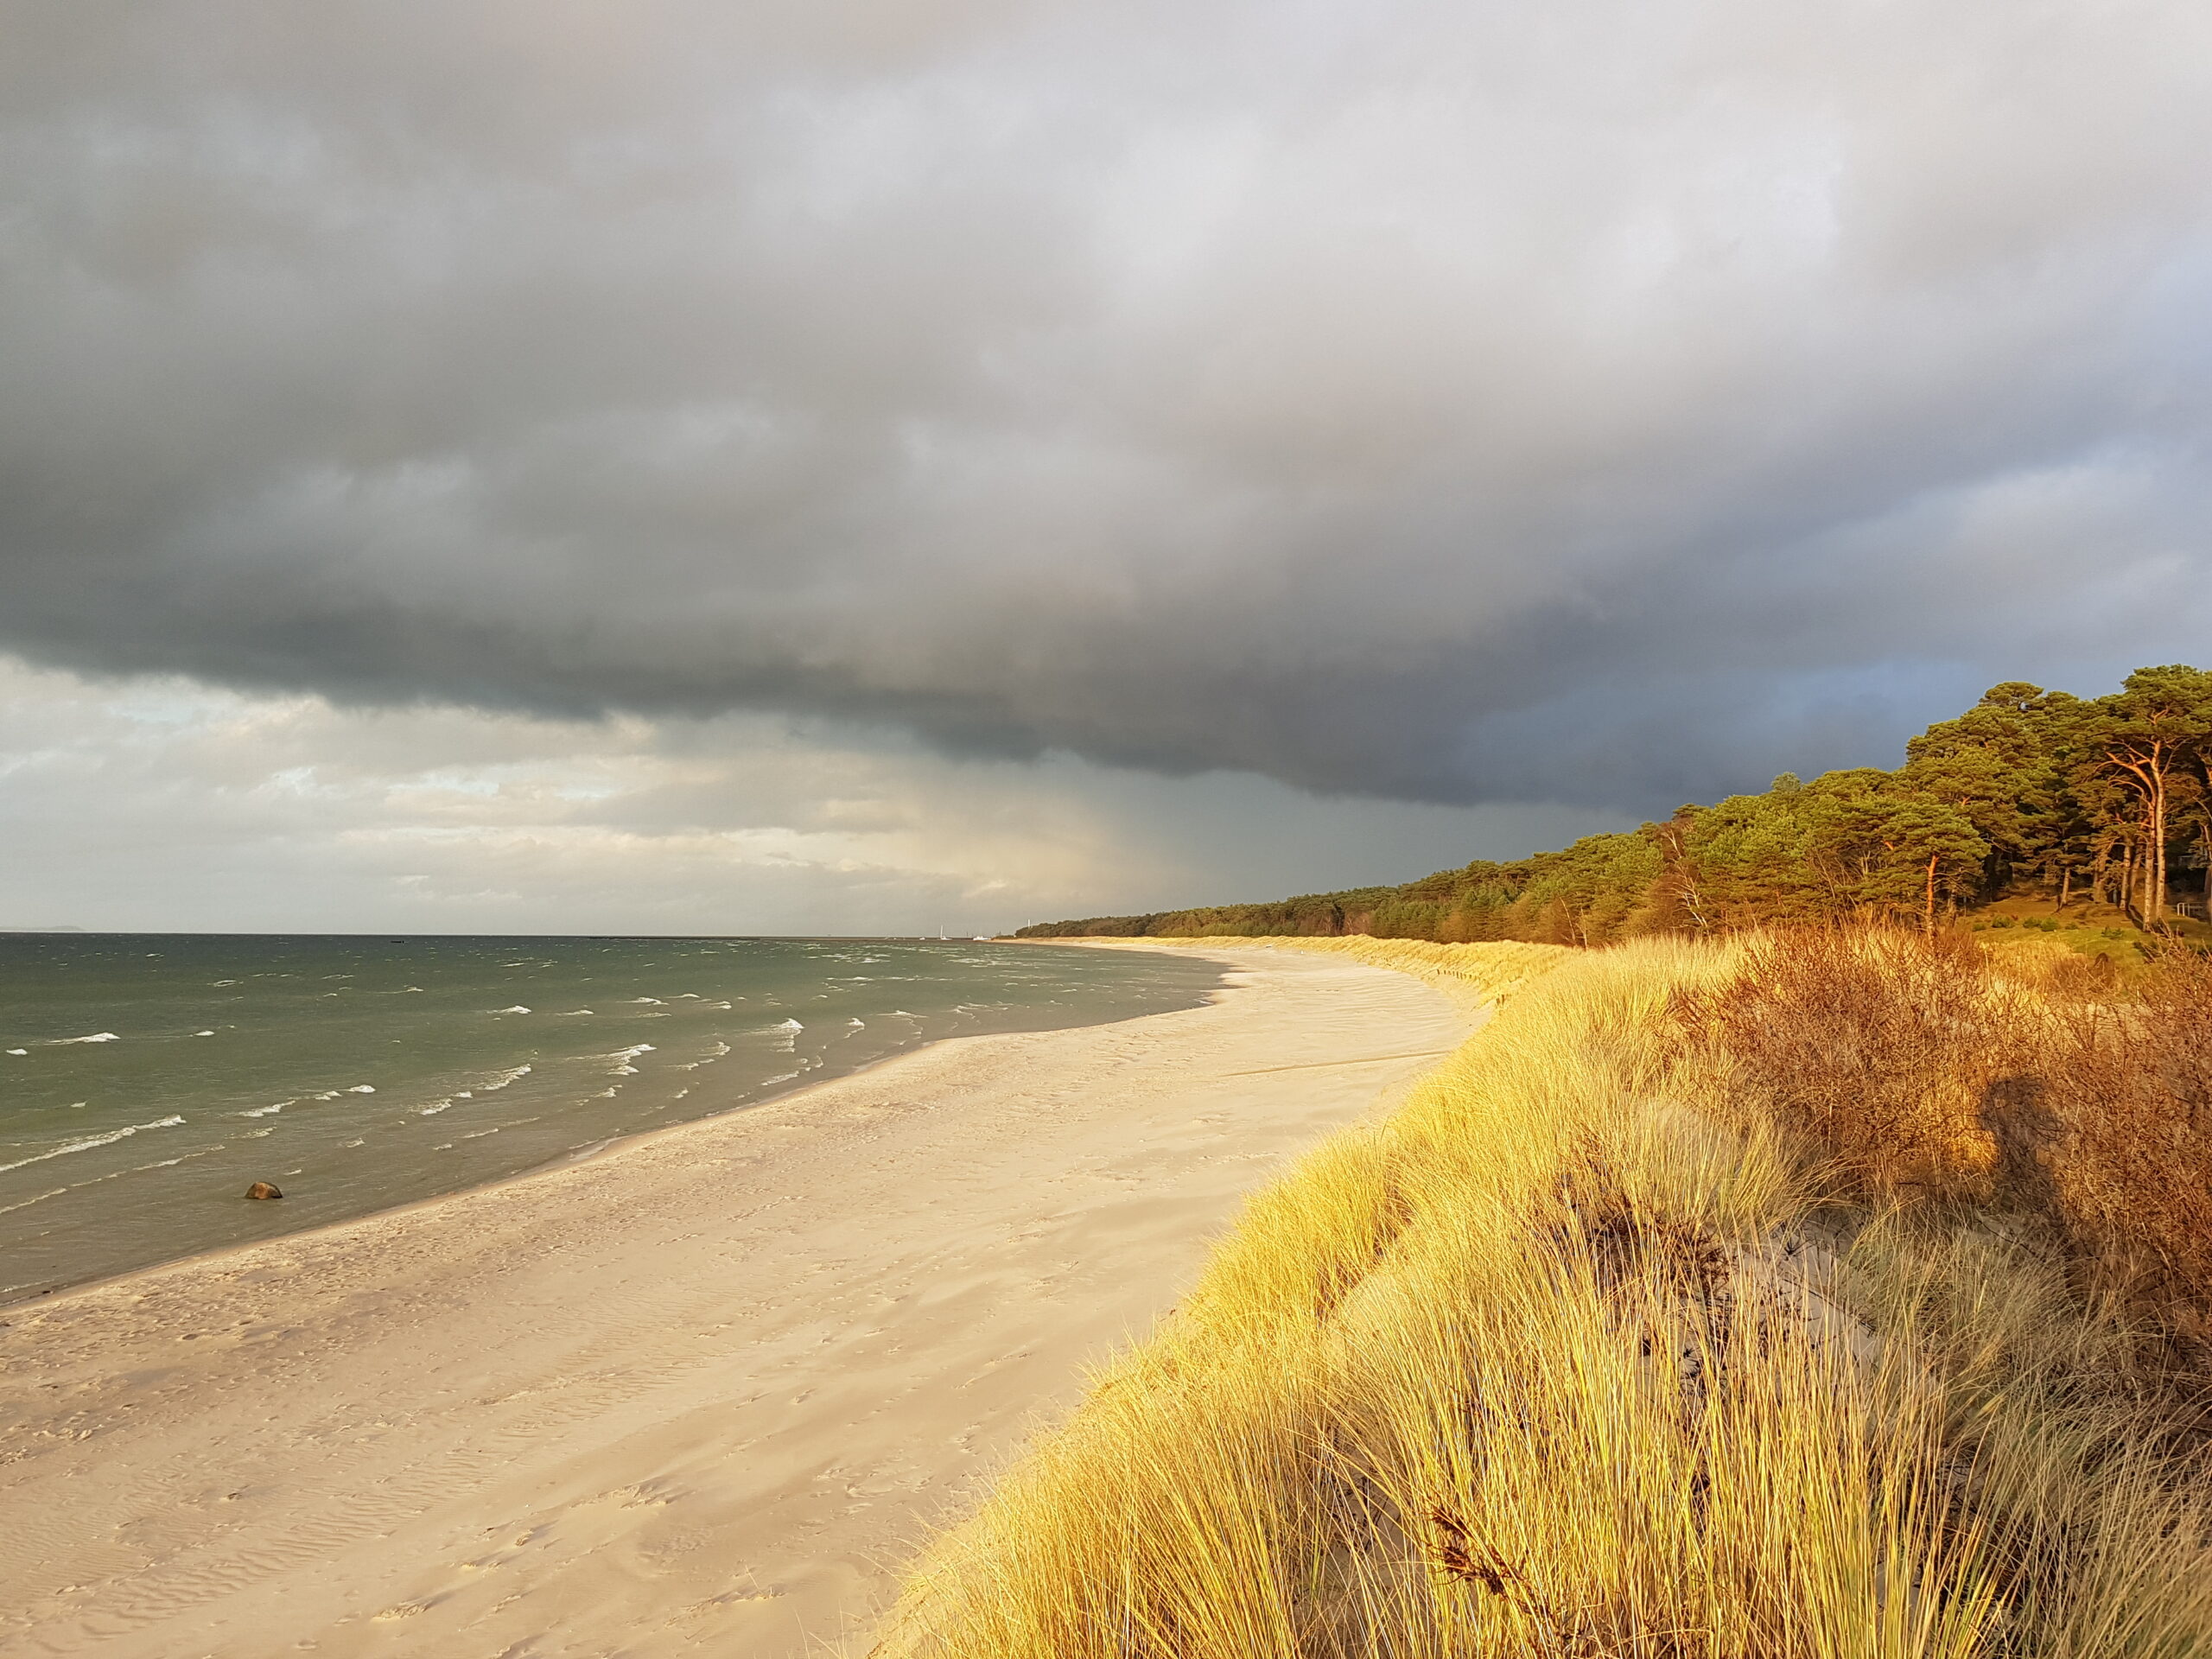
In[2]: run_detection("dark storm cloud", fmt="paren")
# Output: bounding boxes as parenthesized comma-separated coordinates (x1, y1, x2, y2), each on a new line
(5, 0, 2211, 812)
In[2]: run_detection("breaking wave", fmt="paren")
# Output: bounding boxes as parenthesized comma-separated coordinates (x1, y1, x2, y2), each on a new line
(0, 1115, 187, 1175)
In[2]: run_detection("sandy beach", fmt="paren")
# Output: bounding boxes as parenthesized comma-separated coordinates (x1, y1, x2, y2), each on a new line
(0, 944, 1469, 1659)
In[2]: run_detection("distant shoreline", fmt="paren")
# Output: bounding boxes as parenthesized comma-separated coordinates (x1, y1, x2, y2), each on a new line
(0, 935, 1223, 1305)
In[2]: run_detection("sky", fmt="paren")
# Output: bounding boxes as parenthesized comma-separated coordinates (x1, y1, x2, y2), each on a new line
(3, 1, 2211, 933)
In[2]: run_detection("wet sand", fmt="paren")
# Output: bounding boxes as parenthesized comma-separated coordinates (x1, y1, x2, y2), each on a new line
(0, 945, 1470, 1658)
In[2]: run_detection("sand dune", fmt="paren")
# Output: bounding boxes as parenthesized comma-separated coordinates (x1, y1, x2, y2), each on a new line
(0, 946, 1467, 1658)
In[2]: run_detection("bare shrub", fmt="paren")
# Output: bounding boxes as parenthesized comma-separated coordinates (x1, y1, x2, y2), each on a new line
(2027, 945, 2212, 1323)
(1682, 927, 2001, 1197)
(1695, 929, 2212, 1341)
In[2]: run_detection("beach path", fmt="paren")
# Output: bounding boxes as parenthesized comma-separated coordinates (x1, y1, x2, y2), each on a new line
(0, 947, 1469, 1658)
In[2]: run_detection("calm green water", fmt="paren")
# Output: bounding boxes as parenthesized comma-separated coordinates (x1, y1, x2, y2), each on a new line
(0, 935, 1220, 1301)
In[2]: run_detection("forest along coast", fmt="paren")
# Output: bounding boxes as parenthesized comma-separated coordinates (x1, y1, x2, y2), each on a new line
(1021, 665, 2212, 949)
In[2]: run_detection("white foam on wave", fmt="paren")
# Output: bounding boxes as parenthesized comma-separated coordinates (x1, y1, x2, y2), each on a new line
(238, 1102, 289, 1119)
(557, 1008, 595, 1015)
(0, 1141, 226, 1218)
(5, 1050, 24, 1057)
(347, 1084, 376, 1094)
(628, 997, 664, 1006)
(494, 1006, 532, 1015)
(417, 1101, 453, 1116)
(706, 1000, 733, 1010)
(0, 1115, 187, 1175)
(603, 1044, 656, 1075)
(51, 1033, 120, 1045)
(195, 1030, 214, 1038)
(479, 1065, 531, 1092)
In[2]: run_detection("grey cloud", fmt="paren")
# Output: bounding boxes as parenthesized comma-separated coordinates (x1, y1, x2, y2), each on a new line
(4, 0, 2212, 814)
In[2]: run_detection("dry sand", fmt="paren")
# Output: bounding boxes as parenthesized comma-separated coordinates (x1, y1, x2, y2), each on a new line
(0, 945, 1470, 1658)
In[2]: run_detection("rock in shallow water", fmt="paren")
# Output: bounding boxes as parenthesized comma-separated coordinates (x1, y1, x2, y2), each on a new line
(245, 1181, 283, 1200)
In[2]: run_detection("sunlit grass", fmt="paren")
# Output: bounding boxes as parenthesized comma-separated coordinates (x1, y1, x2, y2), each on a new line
(871, 938, 2212, 1658)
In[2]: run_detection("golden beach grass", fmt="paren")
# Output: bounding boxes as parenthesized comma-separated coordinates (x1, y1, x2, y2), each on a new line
(872, 936, 2212, 1658)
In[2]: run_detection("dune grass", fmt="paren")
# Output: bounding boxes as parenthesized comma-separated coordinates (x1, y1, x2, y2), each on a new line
(871, 936, 2212, 1658)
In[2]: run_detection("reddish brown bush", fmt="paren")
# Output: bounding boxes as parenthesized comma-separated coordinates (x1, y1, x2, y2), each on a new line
(1685, 927, 2002, 1196)
(1694, 928, 2212, 1338)
(2027, 946, 2212, 1321)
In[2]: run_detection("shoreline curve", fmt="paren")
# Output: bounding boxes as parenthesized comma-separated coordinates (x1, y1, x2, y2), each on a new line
(0, 944, 1470, 1659)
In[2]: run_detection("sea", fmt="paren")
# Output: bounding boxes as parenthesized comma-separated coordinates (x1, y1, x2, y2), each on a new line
(0, 934, 1222, 1302)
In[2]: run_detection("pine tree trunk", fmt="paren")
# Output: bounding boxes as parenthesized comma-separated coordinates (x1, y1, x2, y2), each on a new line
(2150, 773, 2167, 927)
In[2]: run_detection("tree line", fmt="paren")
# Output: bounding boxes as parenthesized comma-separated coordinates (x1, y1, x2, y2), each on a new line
(1015, 665, 2212, 945)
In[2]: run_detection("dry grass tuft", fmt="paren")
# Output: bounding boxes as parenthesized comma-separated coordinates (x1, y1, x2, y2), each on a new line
(868, 937, 2212, 1658)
